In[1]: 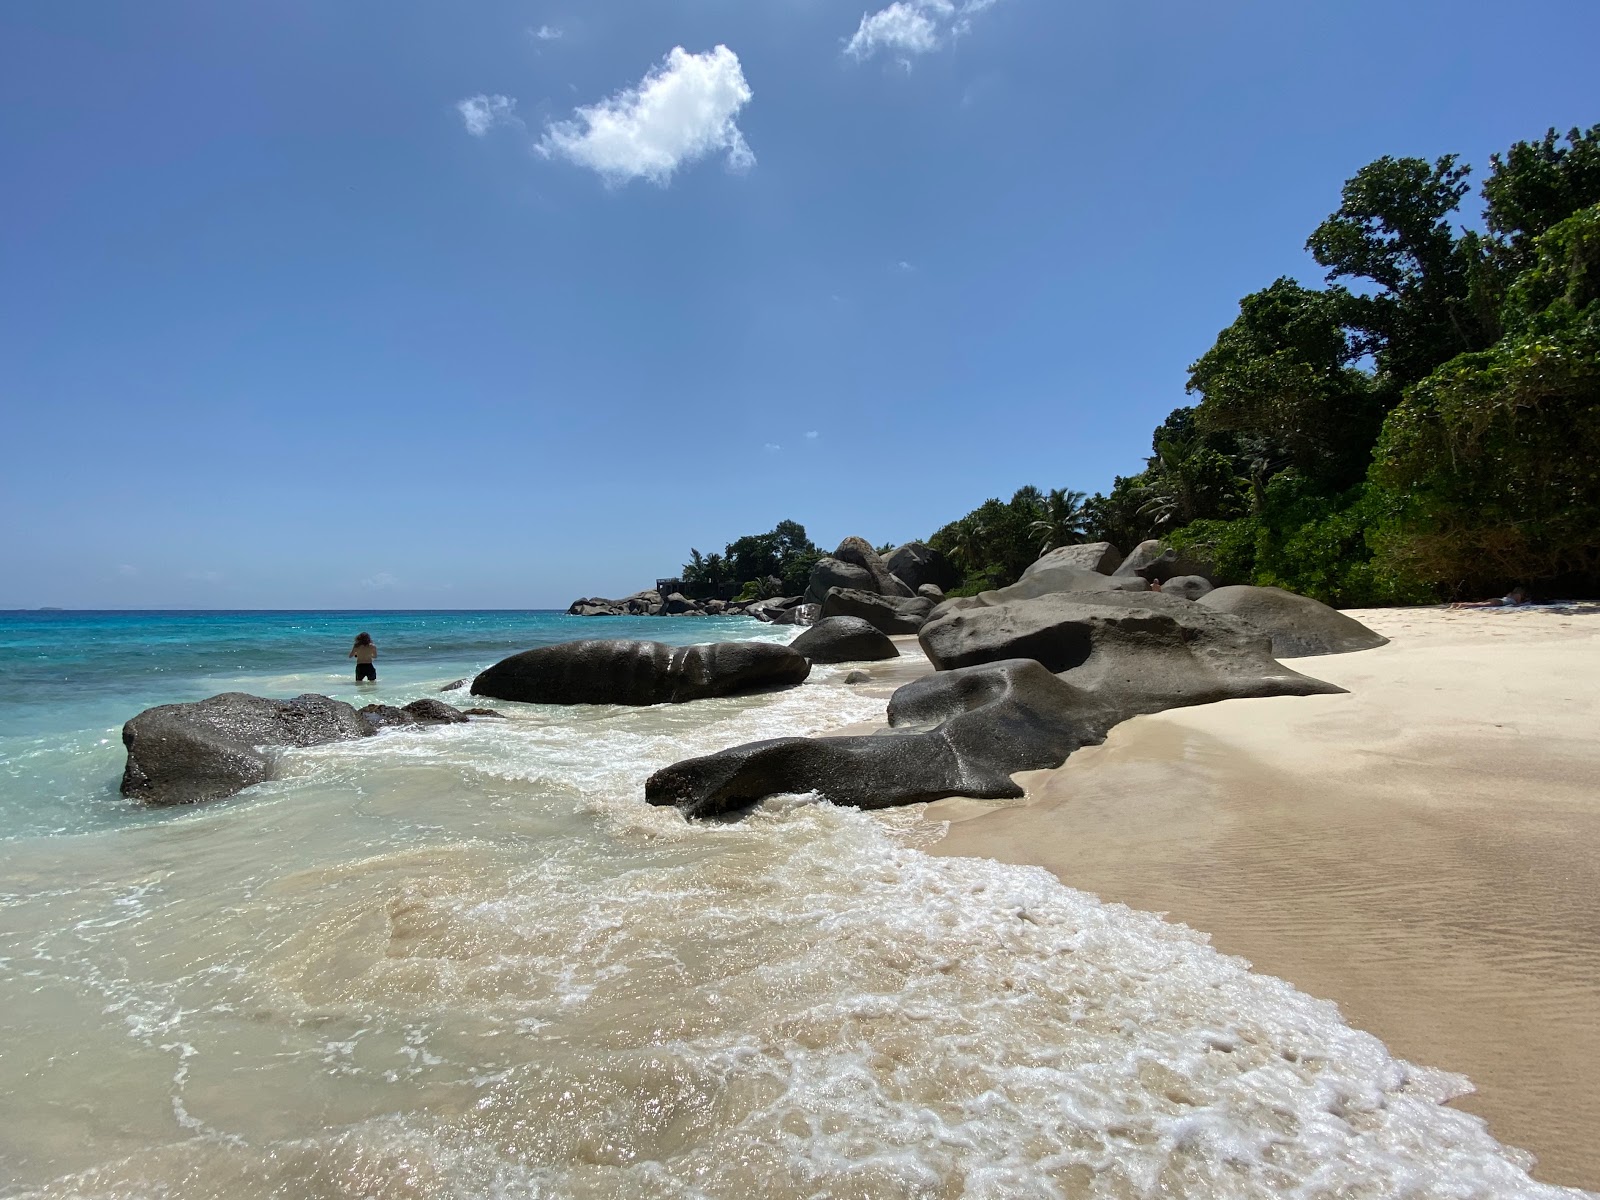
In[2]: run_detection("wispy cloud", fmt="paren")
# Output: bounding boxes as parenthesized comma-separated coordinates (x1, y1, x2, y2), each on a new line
(362, 572, 400, 591)
(763, 442, 783, 453)
(538, 46, 754, 186)
(531, 24, 563, 41)
(117, 564, 138, 577)
(845, 0, 1002, 65)
(805, 430, 820, 440)
(457, 93, 519, 137)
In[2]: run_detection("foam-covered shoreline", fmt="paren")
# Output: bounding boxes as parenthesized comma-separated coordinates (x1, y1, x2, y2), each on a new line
(924, 605, 1600, 1189)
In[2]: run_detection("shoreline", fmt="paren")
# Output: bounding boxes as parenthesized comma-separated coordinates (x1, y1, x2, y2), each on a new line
(906, 606, 1600, 1188)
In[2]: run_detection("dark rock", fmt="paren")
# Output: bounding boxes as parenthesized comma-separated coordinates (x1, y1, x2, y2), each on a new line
(121, 692, 373, 806)
(645, 660, 1120, 818)
(1198, 585, 1390, 658)
(462, 707, 506, 718)
(359, 703, 413, 729)
(821, 588, 935, 635)
(803, 558, 875, 606)
(360, 699, 472, 730)
(470, 639, 810, 706)
(844, 671, 872, 685)
(440, 679, 467, 692)
(1112, 540, 1169, 578)
(769, 603, 821, 627)
(833, 537, 912, 597)
(918, 592, 1341, 715)
(917, 583, 945, 601)
(704, 599, 727, 615)
(1136, 547, 1217, 584)
(886, 542, 961, 593)
(1025, 542, 1123, 577)
(791, 616, 900, 664)
(1159, 575, 1214, 601)
(662, 593, 697, 615)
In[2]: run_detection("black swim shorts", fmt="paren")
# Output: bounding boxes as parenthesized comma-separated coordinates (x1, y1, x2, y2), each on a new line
(356, 663, 377, 682)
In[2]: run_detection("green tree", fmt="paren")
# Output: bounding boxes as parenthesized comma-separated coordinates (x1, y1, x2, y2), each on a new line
(1029, 488, 1089, 552)
(1484, 125, 1600, 267)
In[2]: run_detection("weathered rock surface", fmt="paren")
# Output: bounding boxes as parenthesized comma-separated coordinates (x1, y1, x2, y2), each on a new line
(917, 583, 946, 601)
(1112, 540, 1169, 578)
(843, 671, 872, 685)
(439, 679, 468, 692)
(821, 588, 936, 635)
(803, 558, 876, 606)
(918, 592, 1341, 715)
(645, 660, 1120, 818)
(1198, 585, 1390, 658)
(1025, 542, 1124, 577)
(359, 699, 474, 730)
(770, 603, 821, 627)
(833, 537, 912, 597)
(1160, 575, 1214, 601)
(121, 692, 373, 806)
(978, 565, 1149, 606)
(745, 596, 805, 622)
(470, 639, 810, 706)
(1136, 547, 1217, 584)
(791, 616, 900, 664)
(886, 542, 961, 593)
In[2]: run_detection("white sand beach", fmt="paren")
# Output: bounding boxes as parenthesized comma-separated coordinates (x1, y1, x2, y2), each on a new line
(927, 606, 1600, 1188)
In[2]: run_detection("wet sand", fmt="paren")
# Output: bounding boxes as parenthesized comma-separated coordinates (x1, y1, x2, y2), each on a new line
(927, 606, 1600, 1189)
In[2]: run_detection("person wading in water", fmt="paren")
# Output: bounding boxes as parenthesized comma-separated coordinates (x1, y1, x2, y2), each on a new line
(349, 632, 378, 683)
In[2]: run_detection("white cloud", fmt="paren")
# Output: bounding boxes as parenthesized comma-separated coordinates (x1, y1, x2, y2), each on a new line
(457, 94, 518, 137)
(805, 430, 820, 439)
(763, 442, 782, 453)
(532, 24, 562, 41)
(362, 572, 400, 591)
(845, 0, 1001, 64)
(538, 46, 754, 185)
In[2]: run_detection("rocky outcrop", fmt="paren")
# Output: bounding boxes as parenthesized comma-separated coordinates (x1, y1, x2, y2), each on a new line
(886, 542, 961, 593)
(1198, 585, 1390, 657)
(833, 537, 912, 597)
(976, 565, 1148, 606)
(1139, 547, 1217, 584)
(439, 679, 468, 693)
(791, 616, 900, 664)
(646, 659, 1120, 818)
(1160, 575, 1214, 601)
(769, 603, 821, 627)
(359, 699, 473, 730)
(821, 588, 936, 635)
(1025, 542, 1123, 577)
(917, 583, 945, 601)
(1112, 540, 1169, 578)
(120, 692, 374, 806)
(566, 590, 665, 618)
(744, 596, 806, 622)
(470, 639, 810, 706)
(917, 591, 1341, 715)
(803, 558, 875, 606)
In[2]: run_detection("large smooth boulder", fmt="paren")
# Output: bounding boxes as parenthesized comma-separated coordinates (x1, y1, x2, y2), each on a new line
(1025, 542, 1123, 577)
(770, 603, 821, 627)
(821, 588, 935, 635)
(978, 565, 1148, 606)
(791, 616, 900, 664)
(471, 640, 810, 706)
(803, 558, 875, 606)
(832, 537, 913, 597)
(645, 660, 1119, 818)
(1113, 540, 1169, 578)
(1198, 585, 1389, 657)
(1160, 575, 1214, 602)
(121, 692, 373, 806)
(886, 542, 961, 593)
(917, 583, 945, 602)
(1138, 547, 1217, 584)
(662, 593, 697, 615)
(918, 591, 1342, 716)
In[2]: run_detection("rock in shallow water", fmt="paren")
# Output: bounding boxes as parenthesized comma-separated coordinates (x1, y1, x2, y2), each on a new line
(821, 588, 934, 634)
(470, 639, 810, 706)
(646, 660, 1118, 818)
(121, 692, 374, 806)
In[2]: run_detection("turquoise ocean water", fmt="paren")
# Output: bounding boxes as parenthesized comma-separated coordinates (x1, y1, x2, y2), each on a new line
(0, 609, 769, 840)
(0, 610, 1579, 1197)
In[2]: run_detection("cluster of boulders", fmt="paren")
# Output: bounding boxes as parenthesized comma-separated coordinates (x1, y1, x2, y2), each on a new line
(642, 540, 1391, 817)
(565, 538, 962, 629)
(119, 536, 1392, 813)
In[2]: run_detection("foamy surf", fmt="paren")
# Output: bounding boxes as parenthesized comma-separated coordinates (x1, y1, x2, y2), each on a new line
(0, 616, 1588, 1197)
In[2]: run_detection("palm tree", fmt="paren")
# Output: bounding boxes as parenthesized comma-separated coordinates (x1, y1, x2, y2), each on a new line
(682, 548, 707, 589)
(1029, 488, 1089, 553)
(949, 516, 988, 574)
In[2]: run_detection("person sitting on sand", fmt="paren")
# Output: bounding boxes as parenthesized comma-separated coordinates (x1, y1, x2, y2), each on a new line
(348, 632, 378, 682)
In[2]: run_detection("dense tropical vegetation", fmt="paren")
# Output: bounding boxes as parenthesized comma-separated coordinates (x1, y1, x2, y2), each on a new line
(679, 520, 822, 600)
(931, 124, 1600, 604)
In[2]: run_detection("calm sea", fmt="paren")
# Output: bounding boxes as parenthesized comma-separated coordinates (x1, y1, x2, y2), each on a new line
(0, 610, 1573, 1197)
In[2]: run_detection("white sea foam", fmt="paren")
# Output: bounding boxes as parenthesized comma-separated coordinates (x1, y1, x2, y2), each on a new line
(0, 671, 1589, 1197)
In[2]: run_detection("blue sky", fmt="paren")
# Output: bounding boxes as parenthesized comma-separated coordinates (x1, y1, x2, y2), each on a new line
(3, 0, 1596, 609)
